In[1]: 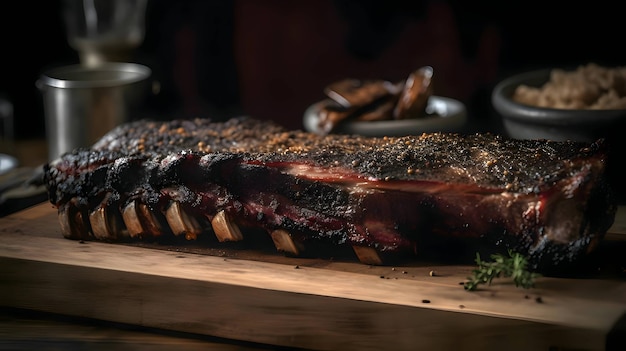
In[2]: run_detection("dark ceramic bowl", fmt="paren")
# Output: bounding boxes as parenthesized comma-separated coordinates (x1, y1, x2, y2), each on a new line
(491, 68, 626, 142)
(303, 96, 466, 137)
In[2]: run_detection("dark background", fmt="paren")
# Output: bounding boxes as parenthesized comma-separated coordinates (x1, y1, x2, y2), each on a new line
(1, 0, 624, 140)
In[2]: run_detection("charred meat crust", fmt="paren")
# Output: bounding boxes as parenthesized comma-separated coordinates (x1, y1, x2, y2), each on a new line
(85, 117, 608, 192)
(44, 117, 617, 272)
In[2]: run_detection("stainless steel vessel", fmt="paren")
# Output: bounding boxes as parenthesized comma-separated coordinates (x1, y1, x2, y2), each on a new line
(37, 62, 151, 160)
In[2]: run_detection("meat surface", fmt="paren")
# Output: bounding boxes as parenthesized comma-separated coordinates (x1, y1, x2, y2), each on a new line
(43, 117, 617, 273)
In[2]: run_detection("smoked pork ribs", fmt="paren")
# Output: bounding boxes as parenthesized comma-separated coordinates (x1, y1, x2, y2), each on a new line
(43, 117, 617, 272)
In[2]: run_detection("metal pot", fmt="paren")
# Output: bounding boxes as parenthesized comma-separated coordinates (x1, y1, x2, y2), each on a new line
(37, 62, 152, 160)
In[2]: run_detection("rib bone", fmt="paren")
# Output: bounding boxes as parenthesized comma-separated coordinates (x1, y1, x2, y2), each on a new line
(165, 201, 204, 240)
(89, 207, 112, 240)
(58, 202, 86, 240)
(210, 210, 244, 242)
(270, 229, 304, 256)
(352, 246, 384, 265)
(58, 203, 73, 239)
(89, 203, 127, 241)
(122, 200, 166, 238)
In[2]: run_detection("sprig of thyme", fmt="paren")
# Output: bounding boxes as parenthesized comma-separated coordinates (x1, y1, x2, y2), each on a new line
(464, 250, 541, 291)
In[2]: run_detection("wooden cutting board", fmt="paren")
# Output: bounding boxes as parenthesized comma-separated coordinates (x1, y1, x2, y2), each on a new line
(1, 202, 625, 351)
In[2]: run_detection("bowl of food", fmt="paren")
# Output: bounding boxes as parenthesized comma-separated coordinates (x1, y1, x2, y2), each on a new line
(303, 66, 467, 137)
(491, 63, 626, 142)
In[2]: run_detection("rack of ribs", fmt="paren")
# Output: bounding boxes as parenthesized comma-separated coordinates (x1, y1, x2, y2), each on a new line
(43, 117, 617, 273)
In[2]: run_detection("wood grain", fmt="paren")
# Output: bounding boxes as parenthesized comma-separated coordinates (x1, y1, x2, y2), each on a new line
(1, 202, 625, 351)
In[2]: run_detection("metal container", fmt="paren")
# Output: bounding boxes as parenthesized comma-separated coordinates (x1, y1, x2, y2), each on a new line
(37, 62, 151, 160)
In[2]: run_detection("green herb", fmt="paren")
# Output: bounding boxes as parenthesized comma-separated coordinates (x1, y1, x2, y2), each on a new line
(464, 250, 541, 291)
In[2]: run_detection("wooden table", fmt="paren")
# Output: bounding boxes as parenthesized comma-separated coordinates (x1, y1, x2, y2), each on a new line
(1, 202, 625, 351)
(0, 307, 270, 350)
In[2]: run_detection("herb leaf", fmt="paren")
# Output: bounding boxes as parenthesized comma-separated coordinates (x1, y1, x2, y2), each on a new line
(464, 250, 541, 291)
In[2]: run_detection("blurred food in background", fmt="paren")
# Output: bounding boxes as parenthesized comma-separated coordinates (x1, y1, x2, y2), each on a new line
(492, 63, 626, 203)
(512, 63, 626, 110)
(317, 66, 434, 134)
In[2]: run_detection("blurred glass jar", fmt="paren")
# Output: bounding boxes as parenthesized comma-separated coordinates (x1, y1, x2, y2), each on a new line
(62, 0, 148, 67)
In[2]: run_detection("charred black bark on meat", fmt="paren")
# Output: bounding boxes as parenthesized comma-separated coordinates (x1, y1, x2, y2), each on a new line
(43, 117, 618, 273)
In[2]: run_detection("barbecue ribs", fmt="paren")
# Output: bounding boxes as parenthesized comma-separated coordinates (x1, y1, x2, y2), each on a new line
(43, 117, 617, 273)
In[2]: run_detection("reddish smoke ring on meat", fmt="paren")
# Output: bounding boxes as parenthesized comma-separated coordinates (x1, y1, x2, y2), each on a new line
(43, 117, 617, 274)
